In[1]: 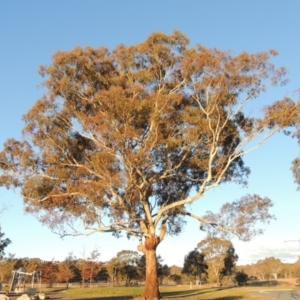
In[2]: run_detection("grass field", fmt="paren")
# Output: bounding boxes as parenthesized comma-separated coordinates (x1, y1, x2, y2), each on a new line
(41, 279, 300, 300)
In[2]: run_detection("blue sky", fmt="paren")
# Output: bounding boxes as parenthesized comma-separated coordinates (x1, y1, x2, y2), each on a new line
(0, 0, 300, 267)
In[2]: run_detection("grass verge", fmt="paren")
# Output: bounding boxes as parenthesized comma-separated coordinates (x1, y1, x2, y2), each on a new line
(44, 284, 299, 300)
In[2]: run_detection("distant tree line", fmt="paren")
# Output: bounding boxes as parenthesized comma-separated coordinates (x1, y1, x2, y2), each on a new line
(180, 238, 300, 286)
(0, 250, 170, 288)
(1, 233, 300, 288)
(236, 256, 300, 282)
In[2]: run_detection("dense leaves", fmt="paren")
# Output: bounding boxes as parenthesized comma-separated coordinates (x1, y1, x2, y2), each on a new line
(0, 227, 11, 258)
(220, 246, 238, 279)
(197, 237, 238, 285)
(0, 31, 296, 242)
(182, 248, 207, 283)
(0, 31, 298, 299)
(235, 271, 249, 286)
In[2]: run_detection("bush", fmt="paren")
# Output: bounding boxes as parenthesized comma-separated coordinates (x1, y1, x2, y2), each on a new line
(235, 271, 249, 286)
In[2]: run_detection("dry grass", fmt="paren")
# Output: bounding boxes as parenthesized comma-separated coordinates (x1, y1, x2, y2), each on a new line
(276, 278, 299, 285)
(42, 279, 300, 300)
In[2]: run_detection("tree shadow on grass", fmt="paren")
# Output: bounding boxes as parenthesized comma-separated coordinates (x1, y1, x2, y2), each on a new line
(161, 286, 237, 298)
(45, 286, 259, 300)
(247, 280, 278, 287)
(161, 289, 203, 297)
(47, 288, 69, 293)
(48, 296, 132, 300)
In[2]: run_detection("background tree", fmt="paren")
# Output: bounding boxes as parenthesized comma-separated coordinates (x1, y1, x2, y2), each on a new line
(0, 254, 17, 283)
(57, 261, 75, 288)
(77, 258, 100, 287)
(86, 249, 102, 287)
(197, 237, 237, 286)
(97, 266, 108, 282)
(20, 257, 42, 273)
(39, 260, 58, 288)
(259, 257, 283, 280)
(292, 257, 300, 278)
(170, 274, 182, 285)
(119, 264, 138, 285)
(76, 247, 101, 287)
(0, 226, 11, 259)
(219, 246, 238, 283)
(116, 250, 139, 285)
(169, 265, 182, 284)
(280, 263, 293, 279)
(13, 258, 24, 271)
(19, 257, 43, 286)
(0, 31, 298, 299)
(105, 257, 120, 286)
(236, 264, 258, 282)
(169, 265, 182, 276)
(136, 254, 146, 282)
(254, 259, 272, 280)
(157, 256, 170, 284)
(182, 248, 207, 285)
(235, 270, 249, 286)
(56, 253, 76, 288)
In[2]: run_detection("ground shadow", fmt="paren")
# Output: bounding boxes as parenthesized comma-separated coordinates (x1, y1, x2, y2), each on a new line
(161, 286, 238, 298)
(247, 280, 279, 287)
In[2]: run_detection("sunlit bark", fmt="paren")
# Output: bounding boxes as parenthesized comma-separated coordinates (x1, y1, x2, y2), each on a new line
(138, 236, 161, 299)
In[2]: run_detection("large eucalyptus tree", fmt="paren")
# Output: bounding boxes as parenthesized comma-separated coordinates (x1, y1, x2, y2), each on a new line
(0, 31, 298, 299)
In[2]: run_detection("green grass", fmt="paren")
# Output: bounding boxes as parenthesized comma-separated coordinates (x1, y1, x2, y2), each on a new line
(60, 286, 144, 299)
(43, 284, 299, 300)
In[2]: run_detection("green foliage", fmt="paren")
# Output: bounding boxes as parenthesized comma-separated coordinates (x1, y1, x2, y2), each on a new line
(0, 227, 11, 258)
(182, 248, 207, 281)
(158, 263, 170, 284)
(235, 271, 249, 286)
(220, 246, 238, 278)
(170, 274, 182, 284)
(136, 254, 146, 281)
(197, 237, 238, 285)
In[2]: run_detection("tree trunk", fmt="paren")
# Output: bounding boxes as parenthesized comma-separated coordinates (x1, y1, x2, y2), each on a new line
(139, 236, 161, 300)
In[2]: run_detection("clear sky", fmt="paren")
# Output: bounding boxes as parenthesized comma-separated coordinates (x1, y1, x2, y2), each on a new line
(0, 0, 300, 268)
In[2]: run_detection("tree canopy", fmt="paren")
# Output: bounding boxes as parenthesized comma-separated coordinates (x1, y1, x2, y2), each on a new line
(182, 248, 207, 284)
(0, 31, 298, 299)
(197, 237, 238, 285)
